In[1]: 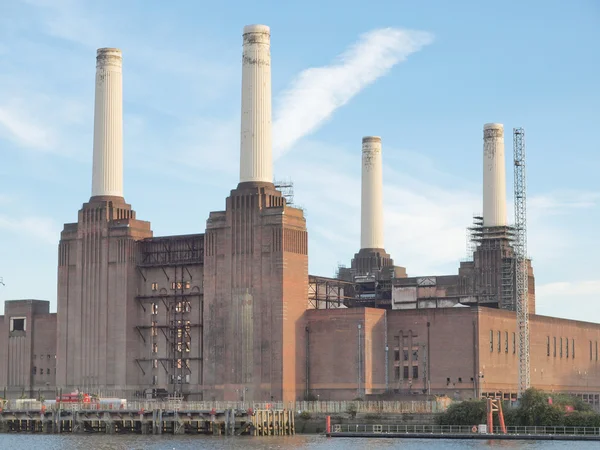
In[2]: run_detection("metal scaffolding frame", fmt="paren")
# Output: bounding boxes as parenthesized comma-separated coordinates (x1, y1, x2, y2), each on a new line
(135, 235, 204, 396)
(307, 276, 354, 309)
(513, 127, 530, 396)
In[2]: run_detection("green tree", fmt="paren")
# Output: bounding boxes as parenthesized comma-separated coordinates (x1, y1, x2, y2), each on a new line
(436, 400, 487, 426)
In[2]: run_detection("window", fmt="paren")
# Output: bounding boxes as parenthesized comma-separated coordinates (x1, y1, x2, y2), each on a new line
(403, 366, 409, 379)
(32, 366, 37, 375)
(560, 338, 563, 358)
(47, 354, 50, 359)
(490, 330, 494, 352)
(566, 338, 569, 358)
(151, 282, 158, 291)
(152, 303, 158, 315)
(152, 375, 158, 385)
(572, 339, 575, 359)
(46, 368, 50, 375)
(153, 359, 158, 369)
(10, 317, 26, 332)
(412, 348, 419, 361)
(412, 366, 419, 379)
(403, 350, 409, 361)
(505, 332, 509, 353)
(458, 377, 462, 383)
(554, 337, 557, 357)
(547, 336, 550, 357)
(184, 301, 192, 313)
(596, 341, 598, 361)
(513, 332, 516, 354)
(40, 368, 43, 376)
(497, 331, 501, 353)
(153, 342, 158, 353)
(394, 350, 400, 361)
(394, 366, 400, 381)
(591, 341, 593, 361)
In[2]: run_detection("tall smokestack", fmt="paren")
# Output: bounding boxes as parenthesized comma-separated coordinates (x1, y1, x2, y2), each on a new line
(483, 123, 507, 227)
(239, 25, 272, 184)
(361, 136, 384, 250)
(91, 48, 123, 198)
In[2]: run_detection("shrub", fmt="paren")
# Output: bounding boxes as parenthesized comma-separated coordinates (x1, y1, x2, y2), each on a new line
(299, 411, 312, 420)
(346, 403, 358, 419)
(436, 400, 487, 426)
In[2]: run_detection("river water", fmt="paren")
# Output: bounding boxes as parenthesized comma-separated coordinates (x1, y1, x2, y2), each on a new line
(0, 435, 598, 449)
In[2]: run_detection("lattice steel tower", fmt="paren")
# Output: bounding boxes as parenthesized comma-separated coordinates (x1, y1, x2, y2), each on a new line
(514, 127, 530, 396)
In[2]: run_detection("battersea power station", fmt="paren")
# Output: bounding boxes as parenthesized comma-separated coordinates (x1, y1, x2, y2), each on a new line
(1, 25, 600, 407)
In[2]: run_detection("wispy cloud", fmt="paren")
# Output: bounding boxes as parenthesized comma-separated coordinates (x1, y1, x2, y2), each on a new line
(272, 28, 434, 158)
(275, 140, 477, 277)
(0, 215, 60, 245)
(537, 280, 600, 297)
(0, 102, 57, 150)
(529, 190, 600, 217)
(536, 280, 600, 322)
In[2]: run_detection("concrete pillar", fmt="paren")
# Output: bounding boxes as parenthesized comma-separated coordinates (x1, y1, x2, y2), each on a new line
(239, 25, 272, 183)
(483, 123, 507, 227)
(361, 136, 384, 249)
(92, 48, 124, 198)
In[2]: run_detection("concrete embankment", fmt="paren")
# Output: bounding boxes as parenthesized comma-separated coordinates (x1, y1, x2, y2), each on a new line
(295, 412, 439, 434)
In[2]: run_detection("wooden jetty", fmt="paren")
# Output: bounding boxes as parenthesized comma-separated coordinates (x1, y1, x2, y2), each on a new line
(0, 406, 294, 436)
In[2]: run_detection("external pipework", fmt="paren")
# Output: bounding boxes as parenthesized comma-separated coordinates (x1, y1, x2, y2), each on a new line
(91, 48, 124, 198)
(483, 123, 507, 227)
(361, 136, 384, 249)
(239, 24, 273, 184)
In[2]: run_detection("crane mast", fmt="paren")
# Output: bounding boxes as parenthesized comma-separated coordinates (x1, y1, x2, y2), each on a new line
(514, 127, 530, 396)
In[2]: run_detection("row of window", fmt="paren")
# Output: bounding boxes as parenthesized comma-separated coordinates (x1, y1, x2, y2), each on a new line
(151, 374, 191, 385)
(32, 367, 53, 375)
(33, 354, 55, 360)
(150, 281, 192, 291)
(393, 348, 419, 362)
(151, 342, 191, 353)
(489, 330, 516, 354)
(151, 302, 192, 315)
(546, 336, 576, 358)
(394, 365, 419, 380)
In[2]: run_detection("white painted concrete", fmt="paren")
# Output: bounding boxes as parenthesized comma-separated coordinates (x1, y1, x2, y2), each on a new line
(92, 48, 123, 198)
(361, 136, 384, 249)
(239, 25, 273, 183)
(483, 123, 507, 227)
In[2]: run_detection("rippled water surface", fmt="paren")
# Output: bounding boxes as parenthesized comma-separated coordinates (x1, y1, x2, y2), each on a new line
(0, 435, 599, 449)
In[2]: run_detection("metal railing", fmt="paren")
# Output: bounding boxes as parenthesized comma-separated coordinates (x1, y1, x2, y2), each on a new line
(329, 424, 600, 436)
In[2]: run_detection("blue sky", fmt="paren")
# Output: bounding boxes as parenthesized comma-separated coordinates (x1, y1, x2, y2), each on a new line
(0, 0, 599, 322)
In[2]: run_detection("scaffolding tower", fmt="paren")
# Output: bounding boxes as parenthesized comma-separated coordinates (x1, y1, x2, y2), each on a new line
(513, 127, 530, 396)
(274, 179, 294, 206)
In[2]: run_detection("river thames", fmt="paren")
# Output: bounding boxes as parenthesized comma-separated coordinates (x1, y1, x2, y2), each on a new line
(0, 435, 598, 449)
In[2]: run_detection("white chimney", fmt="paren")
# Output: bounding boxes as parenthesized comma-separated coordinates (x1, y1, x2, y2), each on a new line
(91, 48, 123, 198)
(483, 123, 507, 227)
(239, 25, 273, 184)
(361, 136, 384, 249)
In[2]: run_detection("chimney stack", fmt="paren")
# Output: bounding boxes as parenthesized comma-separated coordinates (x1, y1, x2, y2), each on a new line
(483, 123, 507, 227)
(239, 25, 273, 184)
(91, 48, 124, 198)
(361, 136, 384, 250)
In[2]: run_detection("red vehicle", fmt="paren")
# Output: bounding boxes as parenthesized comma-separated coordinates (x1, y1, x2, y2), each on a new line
(56, 393, 91, 403)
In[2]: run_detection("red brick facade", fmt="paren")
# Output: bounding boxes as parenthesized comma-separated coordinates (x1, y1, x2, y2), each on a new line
(203, 183, 308, 402)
